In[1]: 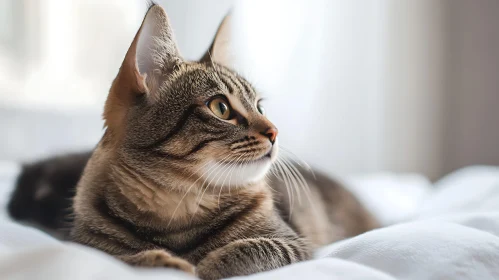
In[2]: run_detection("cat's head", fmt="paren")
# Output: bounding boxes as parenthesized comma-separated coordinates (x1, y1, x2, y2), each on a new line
(102, 4, 278, 189)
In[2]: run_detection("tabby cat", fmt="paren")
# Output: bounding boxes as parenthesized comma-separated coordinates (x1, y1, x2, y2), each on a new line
(8, 4, 377, 279)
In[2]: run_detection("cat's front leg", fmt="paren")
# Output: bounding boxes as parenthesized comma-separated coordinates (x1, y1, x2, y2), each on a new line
(117, 249, 195, 275)
(197, 237, 311, 280)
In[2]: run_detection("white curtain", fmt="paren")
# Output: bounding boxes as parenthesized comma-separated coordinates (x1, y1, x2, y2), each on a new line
(232, 0, 444, 178)
(1, 0, 498, 179)
(233, 0, 499, 180)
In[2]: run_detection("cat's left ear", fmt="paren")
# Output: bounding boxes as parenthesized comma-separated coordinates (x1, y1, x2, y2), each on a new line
(104, 4, 182, 135)
(135, 4, 182, 94)
(200, 13, 234, 68)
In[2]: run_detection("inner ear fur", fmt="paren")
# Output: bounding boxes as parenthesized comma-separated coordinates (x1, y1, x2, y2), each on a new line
(103, 4, 182, 142)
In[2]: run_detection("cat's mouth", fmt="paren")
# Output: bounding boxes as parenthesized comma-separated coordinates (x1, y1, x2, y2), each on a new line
(245, 151, 272, 164)
(221, 147, 274, 166)
(202, 148, 275, 187)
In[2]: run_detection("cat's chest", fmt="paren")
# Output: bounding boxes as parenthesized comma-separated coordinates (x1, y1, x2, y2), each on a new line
(135, 194, 276, 263)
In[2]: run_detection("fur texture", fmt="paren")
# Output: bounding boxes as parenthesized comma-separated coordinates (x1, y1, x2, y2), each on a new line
(8, 4, 378, 280)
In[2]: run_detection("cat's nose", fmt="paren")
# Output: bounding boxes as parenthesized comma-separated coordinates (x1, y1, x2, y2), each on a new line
(260, 127, 278, 144)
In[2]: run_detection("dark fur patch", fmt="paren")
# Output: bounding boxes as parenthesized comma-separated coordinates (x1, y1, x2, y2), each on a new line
(8, 152, 90, 237)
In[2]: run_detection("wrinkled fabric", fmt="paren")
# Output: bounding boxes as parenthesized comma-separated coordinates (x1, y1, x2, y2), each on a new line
(1, 166, 499, 280)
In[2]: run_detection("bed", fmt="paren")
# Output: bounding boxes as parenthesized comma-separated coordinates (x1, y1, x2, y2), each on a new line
(1, 163, 499, 279)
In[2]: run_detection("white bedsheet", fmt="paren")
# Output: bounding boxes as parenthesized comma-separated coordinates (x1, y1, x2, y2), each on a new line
(1, 165, 499, 280)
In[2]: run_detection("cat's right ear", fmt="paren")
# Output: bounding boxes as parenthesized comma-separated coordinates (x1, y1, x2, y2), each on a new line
(200, 13, 234, 68)
(104, 4, 182, 138)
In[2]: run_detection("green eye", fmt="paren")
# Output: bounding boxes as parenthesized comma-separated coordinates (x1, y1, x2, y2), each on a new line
(257, 103, 265, 115)
(209, 97, 231, 120)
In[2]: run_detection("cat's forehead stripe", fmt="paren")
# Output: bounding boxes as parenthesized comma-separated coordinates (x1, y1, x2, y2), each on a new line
(226, 73, 245, 95)
(240, 78, 256, 98)
(235, 75, 257, 105)
(218, 68, 242, 93)
(218, 73, 237, 95)
(217, 67, 256, 111)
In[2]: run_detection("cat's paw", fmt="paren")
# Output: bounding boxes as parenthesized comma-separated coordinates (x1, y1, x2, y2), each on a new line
(143, 250, 195, 274)
(196, 240, 257, 280)
(196, 237, 307, 280)
(196, 261, 225, 280)
(120, 250, 195, 275)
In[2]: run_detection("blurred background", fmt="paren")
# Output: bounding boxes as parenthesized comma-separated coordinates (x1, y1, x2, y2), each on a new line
(0, 0, 498, 180)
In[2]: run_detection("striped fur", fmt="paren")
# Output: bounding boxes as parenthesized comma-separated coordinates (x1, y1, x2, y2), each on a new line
(10, 4, 378, 280)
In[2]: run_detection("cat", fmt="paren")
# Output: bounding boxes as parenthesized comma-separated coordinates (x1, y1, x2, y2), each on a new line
(8, 4, 378, 279)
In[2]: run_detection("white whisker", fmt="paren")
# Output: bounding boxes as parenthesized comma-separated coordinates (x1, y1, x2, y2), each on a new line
(280, 156, 321, 217)
(190, 156, 231, 222)
(274, 158, 294, 217)
(167, 153, 232, 227)
(281, 156, 311, 205)
(279, 157, 303, 205)
(214, 155, 239, 209)
(280, 146, 316, 179)
(218, 153, 245, 207)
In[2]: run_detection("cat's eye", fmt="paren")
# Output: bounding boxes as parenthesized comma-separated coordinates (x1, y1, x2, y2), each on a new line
(257, 102, 265, 116)
(209, 97, 231, 120)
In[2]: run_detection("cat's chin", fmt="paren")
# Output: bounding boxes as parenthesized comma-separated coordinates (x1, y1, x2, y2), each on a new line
(201, 157, 273, 188)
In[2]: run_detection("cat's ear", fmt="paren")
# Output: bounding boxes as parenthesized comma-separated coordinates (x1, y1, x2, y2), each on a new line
(135, 4, 182, 93)
(104, 4, 181, 135)
(201, 13, 234, 68)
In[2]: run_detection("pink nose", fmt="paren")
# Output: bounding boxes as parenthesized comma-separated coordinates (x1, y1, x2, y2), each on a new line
(261, 127, 278, 144)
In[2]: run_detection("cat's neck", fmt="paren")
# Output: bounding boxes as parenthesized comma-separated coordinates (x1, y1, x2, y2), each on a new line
(105, 158, 273, 229)
(77, 144, 274, 230)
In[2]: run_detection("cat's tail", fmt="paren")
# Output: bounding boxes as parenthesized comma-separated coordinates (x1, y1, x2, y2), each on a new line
(7, 151, 92, 238)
